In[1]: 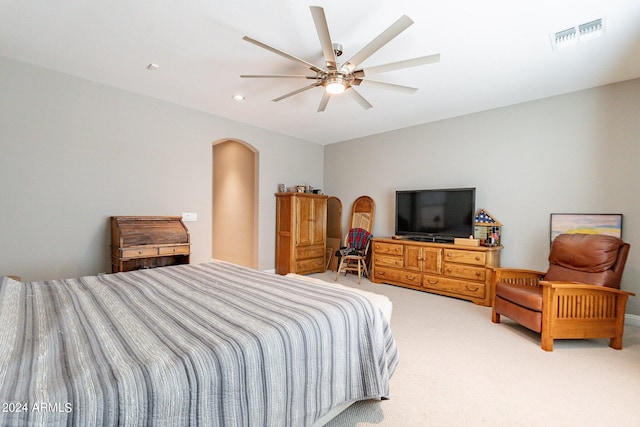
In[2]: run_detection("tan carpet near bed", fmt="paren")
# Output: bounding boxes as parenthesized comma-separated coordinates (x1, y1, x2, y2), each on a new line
(314, 271, 640, 427)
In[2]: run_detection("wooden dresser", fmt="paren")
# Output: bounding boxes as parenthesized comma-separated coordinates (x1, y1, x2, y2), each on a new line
(110, 216, 191, 273)
(371, 237, 502, 306)
(275, 193, 327, 275)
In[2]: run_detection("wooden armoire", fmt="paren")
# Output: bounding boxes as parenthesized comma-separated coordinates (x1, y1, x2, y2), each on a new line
(275, 192, 327, 275)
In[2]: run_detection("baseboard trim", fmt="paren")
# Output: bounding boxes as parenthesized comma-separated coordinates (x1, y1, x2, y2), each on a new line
(626, 314, 640, 327)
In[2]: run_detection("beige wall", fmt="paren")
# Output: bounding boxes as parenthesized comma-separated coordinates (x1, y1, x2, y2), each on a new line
(212, 140, 257, 268)
(324, 78, 640, 315)
(0, 56, 324, 280)
(2, 55, 638, 315)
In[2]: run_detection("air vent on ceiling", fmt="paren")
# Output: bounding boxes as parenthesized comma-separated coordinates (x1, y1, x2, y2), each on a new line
(551, 18, 605, 50)
(579, 19, 604, 41)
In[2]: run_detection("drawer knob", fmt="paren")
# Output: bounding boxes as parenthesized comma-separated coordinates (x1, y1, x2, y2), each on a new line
(466, 285, 479, 292)
(138, 251, 144, 255)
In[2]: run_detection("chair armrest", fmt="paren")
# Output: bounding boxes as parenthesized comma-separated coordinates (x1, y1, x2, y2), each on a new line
(492, 268, 546, 287)
(540, 281, 636, 297)
(538, 281, 634, 351)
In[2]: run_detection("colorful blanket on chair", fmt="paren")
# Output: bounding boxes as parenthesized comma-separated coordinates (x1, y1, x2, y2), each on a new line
(337, 228, 371, 257)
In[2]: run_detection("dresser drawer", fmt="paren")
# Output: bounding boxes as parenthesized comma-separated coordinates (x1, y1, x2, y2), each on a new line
(121, 247, 158, 258)
(296, 246, 325, 259)
(158, 245, 190, 255)
(444, 249, 486, 266)
(423, 275, 486, 298)
(374, 254, 404, 268)
(374, 267, 421, 287)
(443, 263, 487, 282)
(296, 257, 325, 274)
(373, 242, 404, 256)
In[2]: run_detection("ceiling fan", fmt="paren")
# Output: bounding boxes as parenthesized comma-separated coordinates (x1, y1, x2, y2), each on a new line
(241, 6, 440, 112)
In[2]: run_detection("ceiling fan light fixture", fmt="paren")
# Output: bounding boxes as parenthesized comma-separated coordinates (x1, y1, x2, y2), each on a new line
(241, 6, 440, 111)
(325, 75, 346, 94)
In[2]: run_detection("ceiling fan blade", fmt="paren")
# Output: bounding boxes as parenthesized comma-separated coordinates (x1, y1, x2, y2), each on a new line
(357, 79, 418, 94)
(272, 82, 321, 102)
(358, 54, 440, 76)
(241, 74, 319, 79)
(346, 87, 373, 110)
(243, 36, 324, 74)
(317, 91, 331, 112)
(342, 15, 414, 73)
(310, 6, 337, 70)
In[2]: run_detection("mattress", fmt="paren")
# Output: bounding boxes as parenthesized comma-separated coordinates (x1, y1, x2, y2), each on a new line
(0, 262, 398, 426)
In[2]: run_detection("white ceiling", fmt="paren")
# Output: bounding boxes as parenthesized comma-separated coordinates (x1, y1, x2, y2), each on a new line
(2, 0, 639, 145)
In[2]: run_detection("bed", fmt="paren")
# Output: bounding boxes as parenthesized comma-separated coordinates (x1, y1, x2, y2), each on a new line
(0, 261, 398, 426)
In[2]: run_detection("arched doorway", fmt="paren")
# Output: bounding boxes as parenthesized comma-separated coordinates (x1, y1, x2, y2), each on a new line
(212, 139, 258, 268)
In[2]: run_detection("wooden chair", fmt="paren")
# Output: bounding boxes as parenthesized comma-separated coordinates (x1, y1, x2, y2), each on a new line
(350, 195, 375, 233)
(335, 228, 372, 284)
(492, 234, 633, 351)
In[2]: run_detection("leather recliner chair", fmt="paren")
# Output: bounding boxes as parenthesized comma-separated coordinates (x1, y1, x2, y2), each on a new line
(492, 234, 634, 351)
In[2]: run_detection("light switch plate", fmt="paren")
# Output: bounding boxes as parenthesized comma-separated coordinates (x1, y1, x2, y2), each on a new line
(182, 212, 197, 222)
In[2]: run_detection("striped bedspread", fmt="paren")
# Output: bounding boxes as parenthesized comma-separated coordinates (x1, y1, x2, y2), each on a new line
(0, 262, 398, 426)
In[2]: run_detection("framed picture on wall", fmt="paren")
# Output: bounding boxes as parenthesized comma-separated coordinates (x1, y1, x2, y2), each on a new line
(550, 213, 623, 243)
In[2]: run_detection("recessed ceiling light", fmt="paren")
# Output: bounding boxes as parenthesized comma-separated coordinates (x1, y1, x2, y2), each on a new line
(146, 63, 159, 71)
(232, 94, 245, 101)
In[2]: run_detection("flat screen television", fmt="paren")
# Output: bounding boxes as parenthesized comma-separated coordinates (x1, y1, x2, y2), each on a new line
(395, 188, 476, 242)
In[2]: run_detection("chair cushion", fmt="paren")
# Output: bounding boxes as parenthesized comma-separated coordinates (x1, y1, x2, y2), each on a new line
(548, 234, 622, 272)
(495, 281, 543, 312)
(336, 247, 365, 257)
(494, 296, 542, 333)
(545, 234, 624, 288)
(544, 266, 617, 288)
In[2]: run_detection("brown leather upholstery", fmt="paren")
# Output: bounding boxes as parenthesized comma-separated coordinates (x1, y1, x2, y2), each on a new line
(544, 234, 629, 288)
(495, 282, 543, 312)
(492, 233, 633, 351)
(493, 296, 542, 333)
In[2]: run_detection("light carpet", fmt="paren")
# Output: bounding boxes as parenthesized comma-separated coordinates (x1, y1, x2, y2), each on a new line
(312, 271, 640, 427)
